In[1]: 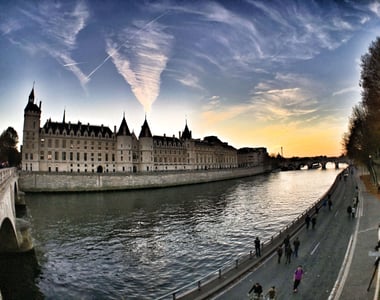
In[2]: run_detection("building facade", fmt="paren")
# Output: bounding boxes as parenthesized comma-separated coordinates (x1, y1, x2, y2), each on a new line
(21, 88, 267, 173)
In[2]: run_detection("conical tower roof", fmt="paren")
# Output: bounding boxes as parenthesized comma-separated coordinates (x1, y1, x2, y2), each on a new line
(117, 115, 131, 136)
(139, 117, 152, 138)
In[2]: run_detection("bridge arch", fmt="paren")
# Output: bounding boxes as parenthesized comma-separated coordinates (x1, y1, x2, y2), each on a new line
(0, 217, 19, 252)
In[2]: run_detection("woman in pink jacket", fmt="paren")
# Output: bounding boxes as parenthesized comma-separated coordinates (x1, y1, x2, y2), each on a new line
(293, 265, 304, 293)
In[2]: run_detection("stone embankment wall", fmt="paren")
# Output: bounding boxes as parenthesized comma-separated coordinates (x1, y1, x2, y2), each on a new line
(19, 165, 272, 193)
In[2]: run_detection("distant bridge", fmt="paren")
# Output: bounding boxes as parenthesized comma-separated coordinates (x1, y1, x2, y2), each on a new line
(280, 156, 350, 171)
(0, 168, 32, 253)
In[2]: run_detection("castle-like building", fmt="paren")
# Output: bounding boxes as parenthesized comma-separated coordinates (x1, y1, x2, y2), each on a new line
(22, 88, 267, 173)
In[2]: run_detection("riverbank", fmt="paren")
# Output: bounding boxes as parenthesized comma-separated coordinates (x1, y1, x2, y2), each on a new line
(18, 164, 273, 193)
(211, 166, 380, 300)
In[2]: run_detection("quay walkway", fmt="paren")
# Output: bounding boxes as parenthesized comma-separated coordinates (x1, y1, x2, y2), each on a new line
(166, 167, 379, 300)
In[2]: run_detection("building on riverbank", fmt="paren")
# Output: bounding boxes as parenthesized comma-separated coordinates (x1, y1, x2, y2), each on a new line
(21, 87, 268, 174)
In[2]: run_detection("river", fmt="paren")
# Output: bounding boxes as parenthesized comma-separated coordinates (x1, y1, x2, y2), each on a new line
(2, 164, 344, 299)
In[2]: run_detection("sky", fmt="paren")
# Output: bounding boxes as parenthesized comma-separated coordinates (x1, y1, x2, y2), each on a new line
(1, 0, 380, 157)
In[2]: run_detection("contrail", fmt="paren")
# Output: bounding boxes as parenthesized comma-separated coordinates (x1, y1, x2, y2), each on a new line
(63, 62, 86, 67)
(85, 10, 169, 81)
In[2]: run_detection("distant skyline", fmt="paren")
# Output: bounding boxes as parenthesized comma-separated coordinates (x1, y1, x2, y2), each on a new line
(1, 0, 380, 157)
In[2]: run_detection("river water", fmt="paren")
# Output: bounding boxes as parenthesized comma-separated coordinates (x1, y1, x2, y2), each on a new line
(6, 165, 344, 299)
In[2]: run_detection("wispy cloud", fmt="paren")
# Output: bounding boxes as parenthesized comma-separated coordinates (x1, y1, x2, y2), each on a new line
(1, 0, 89, 87)
(332, 86, 359, 96)
(106, 22, 173, 112)
(369, 2, 380, 16)
(177, 73, 203, 90)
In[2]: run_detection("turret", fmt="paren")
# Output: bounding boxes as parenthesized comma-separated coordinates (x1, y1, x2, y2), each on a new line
(138, 116, 153, 172)
(22, 86, 41, 171)
(116, 114, 134, 172)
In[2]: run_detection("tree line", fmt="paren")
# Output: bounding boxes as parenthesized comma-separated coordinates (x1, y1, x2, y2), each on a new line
(0, 127, 21, 168)
(343, 37, 380, 165)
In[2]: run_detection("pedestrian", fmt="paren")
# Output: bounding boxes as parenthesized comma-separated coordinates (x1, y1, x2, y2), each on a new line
(293, 237, 300, 257)
(305, 214, 311, 230)
(283, 234, 290, 248)
(277, 246, 283, 264)
(293, 265, 304, 293)
(248, 282, 263, 299)
(347, 205, 352, 217)
(355, 196, 359, 208)
(265, 286, 277, 300)
(328, 198, 332, 211)
(351, 206, 356, 218)
(254, 237, 261, 257)
(311, 216, 317, 229)
(285, 245, 293, 264)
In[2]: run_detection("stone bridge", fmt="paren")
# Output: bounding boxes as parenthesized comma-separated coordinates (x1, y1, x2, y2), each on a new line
(0, 168, 32, 253)
(280, 156, 350, 171)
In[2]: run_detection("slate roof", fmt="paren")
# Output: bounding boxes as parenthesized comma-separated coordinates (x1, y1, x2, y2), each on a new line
(153, 135, 183, 147)
(139, 119, 152, 138)
(41, 119, 114, 138)
(195, 135, 236, 150)
(181, 123, 192, 139)
(24, 88, 41, 113)
(117, 116, 131, 136)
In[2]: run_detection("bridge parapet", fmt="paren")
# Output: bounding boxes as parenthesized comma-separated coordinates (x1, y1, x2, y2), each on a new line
(0, 167, 16, 186)
(0, 168, 33, 253)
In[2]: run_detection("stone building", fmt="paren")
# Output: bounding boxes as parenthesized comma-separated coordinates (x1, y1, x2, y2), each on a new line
(237, 147, 268, 168)
(21, 88, 266, 173)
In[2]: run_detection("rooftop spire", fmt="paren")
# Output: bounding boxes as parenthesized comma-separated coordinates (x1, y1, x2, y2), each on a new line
(63, 108, 66, 124)
(28, 84, 35, 103)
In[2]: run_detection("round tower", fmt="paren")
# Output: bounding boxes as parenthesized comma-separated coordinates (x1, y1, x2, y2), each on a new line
(138, 117, 153, 172)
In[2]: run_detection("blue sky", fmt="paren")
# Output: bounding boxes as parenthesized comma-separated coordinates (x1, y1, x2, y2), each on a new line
(1, 0, 380, 157)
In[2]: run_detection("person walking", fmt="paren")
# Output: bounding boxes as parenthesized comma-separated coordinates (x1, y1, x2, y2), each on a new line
(351, 206, 356, 218)
(248, 282, 263, 299)
(311, 215, 317, 229)
(293, 237, 300, 257)
(254, 237, 261, 257)
(283, 234, 290, 248)
(347, 205, 352, 218)
(285, 245, 293, 264)
(293, 265, 304, 293)
(277, 246, 283, 264)
(265, 286, 277, 300)
(328, 198, 333, 211)
(305, 214, 311, 230)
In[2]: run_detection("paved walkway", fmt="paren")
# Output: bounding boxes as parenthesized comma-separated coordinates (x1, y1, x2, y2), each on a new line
(211, 167, 380, 300)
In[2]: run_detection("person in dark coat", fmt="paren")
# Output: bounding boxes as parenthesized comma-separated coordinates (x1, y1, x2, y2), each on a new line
(277, 245, 283, 263)
(285, 245, 293, 264)
(347, 205, 352, 217)
(254, 237, 261, 257)
(248, 282, 263, 299)
(311, 216, 317, 229)
(305, 214, 311, 230)
(283, 234, 290, 248)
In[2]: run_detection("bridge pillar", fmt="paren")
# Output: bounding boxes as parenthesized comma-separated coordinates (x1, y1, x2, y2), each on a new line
(321, 162, 327, 170)
(335, 162, 339, 169)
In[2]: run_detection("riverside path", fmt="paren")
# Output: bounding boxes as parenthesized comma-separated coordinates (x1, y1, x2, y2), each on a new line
(212, 167, 380, 300)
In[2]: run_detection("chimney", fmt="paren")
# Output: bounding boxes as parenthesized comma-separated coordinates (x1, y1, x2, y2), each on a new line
(114, 126, 116, 134)
(39, 101, 42, 109)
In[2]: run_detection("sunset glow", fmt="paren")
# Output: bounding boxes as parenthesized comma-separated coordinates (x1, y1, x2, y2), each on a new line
(1, 0, 378, 157)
